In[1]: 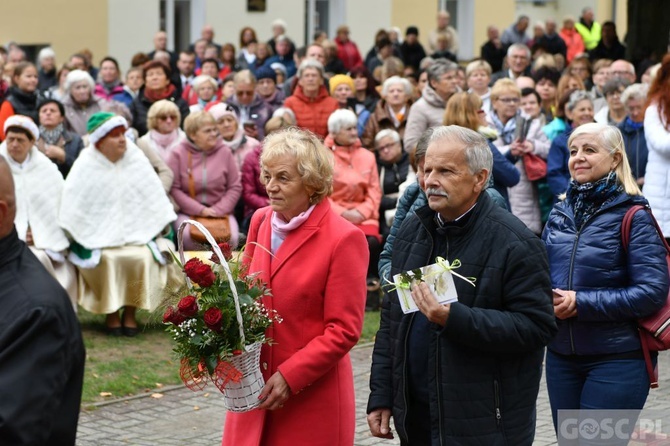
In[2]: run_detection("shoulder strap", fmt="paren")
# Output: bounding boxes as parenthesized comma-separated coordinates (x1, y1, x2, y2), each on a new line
(622, 204, 670, 254)
(187, 151, 196, 199)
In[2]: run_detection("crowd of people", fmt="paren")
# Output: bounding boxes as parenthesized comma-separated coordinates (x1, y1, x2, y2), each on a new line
(1, 6, 670, 445)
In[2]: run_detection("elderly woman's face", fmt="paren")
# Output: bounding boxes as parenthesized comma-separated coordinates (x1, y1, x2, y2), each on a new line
(5, 130, 33, 164)
(377, 136, 402, 163)
(262, 154, 313, 222)
(333, 123, 358, 146)
(332, 84, 353, 105)
(39, 103, 64, 128)
(71, 81, 92, 104)
(467, 69, 490, 92)
(520, 94, 541, 118)
(626, 97, 645, 123)
(493, 91, 520, 121)
(191, 123, 219, 151)
(385, 83, 408, 107)
(217, 115, 238, 140)
(197, 83, 216, 102)
(568, 133, 620, 184)
(145, 67, 169, 91)
(97, 127, 127, 163)
(569, 99, 595, 127)
(155, 110, 178, 134)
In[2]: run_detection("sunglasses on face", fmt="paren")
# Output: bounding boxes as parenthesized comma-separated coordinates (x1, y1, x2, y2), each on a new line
(158, 115, 178, 121)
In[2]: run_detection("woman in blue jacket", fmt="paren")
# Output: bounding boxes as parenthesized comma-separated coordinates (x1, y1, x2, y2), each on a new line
(542, 123, 668, 442)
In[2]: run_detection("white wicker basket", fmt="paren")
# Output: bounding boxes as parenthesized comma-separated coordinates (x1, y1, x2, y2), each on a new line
(177, 219, 265, 413)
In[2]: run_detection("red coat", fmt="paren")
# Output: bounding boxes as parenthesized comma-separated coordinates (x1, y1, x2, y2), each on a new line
(559, 28, 585, 63)
(335, 37, 363, 71)
(283, 85, 339, 139)
(222, 200, 368, 446)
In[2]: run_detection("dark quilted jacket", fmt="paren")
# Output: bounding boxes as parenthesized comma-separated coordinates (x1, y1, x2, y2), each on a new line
(542, 193, 669, 356)
(368, 193, 557, 445)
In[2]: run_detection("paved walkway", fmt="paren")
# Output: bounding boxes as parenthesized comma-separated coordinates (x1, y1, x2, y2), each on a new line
(77, 345, 670, 446)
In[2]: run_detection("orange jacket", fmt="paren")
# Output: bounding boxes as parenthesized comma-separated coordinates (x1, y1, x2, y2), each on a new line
(325, 135, 381, 230)
(283, 85, 338, 139)
(559, 28, 586, 63)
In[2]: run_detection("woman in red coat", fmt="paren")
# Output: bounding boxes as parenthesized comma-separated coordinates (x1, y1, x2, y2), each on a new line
(222, 127, 369, 446)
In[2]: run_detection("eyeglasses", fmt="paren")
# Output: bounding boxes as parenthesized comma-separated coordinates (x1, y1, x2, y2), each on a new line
(237, 90, 255, 97)
(377, 142, 398, 151)
(158, 115, 177, 121)
(497, 97, 520, 104)
(611, 70, 634, 77)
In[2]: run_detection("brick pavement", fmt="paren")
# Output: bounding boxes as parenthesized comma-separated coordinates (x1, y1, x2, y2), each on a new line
(77, 345, 670, 446)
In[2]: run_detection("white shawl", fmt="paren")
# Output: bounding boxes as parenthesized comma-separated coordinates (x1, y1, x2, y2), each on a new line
(59, 139, 177, 249)
(0, 142, 70, 251)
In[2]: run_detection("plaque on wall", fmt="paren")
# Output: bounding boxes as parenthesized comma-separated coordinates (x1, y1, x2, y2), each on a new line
(247, 0, 266, 12)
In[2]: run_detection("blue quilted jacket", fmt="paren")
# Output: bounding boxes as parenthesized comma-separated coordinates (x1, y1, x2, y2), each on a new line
(542, 193, 669, 355)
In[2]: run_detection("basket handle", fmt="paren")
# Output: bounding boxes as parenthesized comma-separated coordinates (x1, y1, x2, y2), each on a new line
(177, 219, 246, 347)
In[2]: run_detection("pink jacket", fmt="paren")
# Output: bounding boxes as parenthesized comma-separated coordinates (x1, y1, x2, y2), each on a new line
(167, 139, 242, 216)
(325, 136, 381, 230)
(241, 144, 268, 217)
(93, 83, 125, 101)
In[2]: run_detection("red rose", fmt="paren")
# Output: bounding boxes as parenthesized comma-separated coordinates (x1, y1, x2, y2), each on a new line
(163, 305, 186, 325)
(203, 307, 223, 332)
(183, 258, 216, 287)
(210, 242, 233, 264)
(177, 295, 199, 318)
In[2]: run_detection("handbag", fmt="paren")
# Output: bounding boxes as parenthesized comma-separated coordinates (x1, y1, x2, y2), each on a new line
(187, 151, 231, 244)
(523, 153, 547, 181)
(621, 204, 670, 388)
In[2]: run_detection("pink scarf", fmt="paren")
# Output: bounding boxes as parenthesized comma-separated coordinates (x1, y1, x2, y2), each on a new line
(150, 129, 180, 151)
(270, 205, 316, 254)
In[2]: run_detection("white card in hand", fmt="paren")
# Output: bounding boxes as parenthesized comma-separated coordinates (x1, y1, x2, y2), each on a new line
(393, 262, 459, 314)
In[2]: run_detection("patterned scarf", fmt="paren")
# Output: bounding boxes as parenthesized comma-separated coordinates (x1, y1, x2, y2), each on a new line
(39, 123, 65, 145)
(566, 171, 623, 230)
(489, 111, 517, 144)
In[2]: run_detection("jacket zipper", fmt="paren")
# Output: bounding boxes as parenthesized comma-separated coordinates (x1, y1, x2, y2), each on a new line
(494, 379, 502, 427)
(556, 198, 631, 354)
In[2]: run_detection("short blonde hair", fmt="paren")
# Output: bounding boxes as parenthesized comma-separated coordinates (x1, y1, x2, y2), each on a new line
(568, 123, 641, 195)
(465, 60, 492, 77)
(490, 78, 521, 101)
(147, 100, 181, 130)
(183, 110, 216, 137)
(260, 127, 334, 203)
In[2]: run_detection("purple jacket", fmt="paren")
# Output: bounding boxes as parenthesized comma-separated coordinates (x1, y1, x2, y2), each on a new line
(241, 144, 268, 217)
(167, 139, 242, 216)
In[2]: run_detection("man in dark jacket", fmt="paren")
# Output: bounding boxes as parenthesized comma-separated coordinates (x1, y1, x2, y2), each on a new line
(481, 26, 506, 73)
(0, 155, 85, 445)
(367, 125, 557, 445)
(400, 26, 427, 71)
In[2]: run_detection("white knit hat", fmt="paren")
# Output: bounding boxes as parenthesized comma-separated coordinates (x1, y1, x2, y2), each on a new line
(3, 115, 39, 141)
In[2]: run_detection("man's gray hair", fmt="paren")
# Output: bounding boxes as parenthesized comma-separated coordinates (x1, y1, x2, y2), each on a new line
(429, 126, 492, 177)
(297, 58, 325, 79)
(621, 83, 649, 105)
(426, 59, 458, 84)
(507, 43, 531, 59)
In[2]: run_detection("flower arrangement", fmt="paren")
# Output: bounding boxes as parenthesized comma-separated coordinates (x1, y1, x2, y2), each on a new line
(162, 240, 280, 403)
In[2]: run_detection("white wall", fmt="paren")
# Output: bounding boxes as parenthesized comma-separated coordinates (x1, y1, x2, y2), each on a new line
(108, 0, 160, 72)
(345, 0, 391, 52)
(206, 0, 306, 49)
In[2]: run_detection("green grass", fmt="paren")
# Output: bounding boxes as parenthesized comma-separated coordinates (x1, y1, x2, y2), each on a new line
(361, 310, 381, 343)
(78, 309, 181, 405)
(79, 308, 382, 405)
